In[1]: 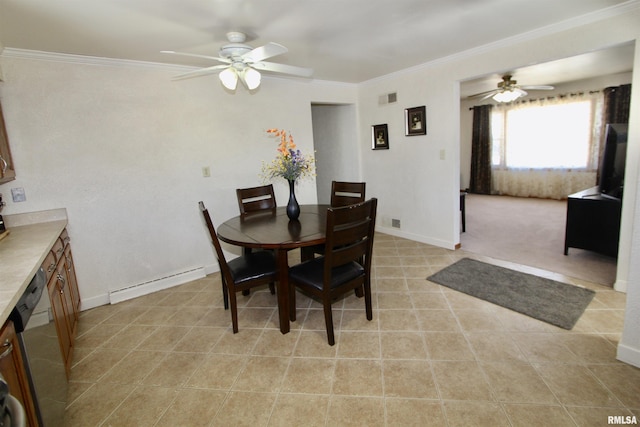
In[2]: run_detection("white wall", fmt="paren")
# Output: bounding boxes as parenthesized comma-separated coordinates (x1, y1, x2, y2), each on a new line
(355, 9, 640, 366)
(617, 40, 640, 367)
(311, 104, 359, 204)
(0, 54, 357, 308)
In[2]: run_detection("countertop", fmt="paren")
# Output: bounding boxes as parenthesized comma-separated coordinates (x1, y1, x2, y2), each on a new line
(0, 209, 68, 325)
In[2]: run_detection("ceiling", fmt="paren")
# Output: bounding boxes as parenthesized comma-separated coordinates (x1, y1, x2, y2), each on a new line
(0, 0, 636, 92)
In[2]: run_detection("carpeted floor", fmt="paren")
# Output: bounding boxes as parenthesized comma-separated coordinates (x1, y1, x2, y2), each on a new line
(460, 194, 617, 287)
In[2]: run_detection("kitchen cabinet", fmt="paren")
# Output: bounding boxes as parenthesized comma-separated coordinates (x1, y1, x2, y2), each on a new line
(0, 101, 16, 184)
(44, 228, 80, 378)
(0, 320, 39, 426)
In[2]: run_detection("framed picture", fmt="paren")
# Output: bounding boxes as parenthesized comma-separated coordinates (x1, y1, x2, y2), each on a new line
(372, 124, 389, 150)
(405, 106, 426, 136)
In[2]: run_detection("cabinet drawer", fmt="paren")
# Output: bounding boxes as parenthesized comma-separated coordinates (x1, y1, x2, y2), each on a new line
(51, 237, 65, 263)
(60, 228, 71, 248)
(41, 251, 57, 282)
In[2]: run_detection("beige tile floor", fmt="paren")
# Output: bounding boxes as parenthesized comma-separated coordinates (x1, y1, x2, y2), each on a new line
(64, 234, 639, 426)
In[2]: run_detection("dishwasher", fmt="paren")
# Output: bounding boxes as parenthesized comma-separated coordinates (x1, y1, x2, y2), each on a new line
(10, 267, 68, 426)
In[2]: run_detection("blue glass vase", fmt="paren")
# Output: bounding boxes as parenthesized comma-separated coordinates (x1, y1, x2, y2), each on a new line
(286, 179, 300, 220)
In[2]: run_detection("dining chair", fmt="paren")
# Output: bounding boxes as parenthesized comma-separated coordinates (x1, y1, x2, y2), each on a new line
(236, 184, 278, 295)
(301, 180, 367, 262)
(236, 184, 277, 215)
(288, 198, 377, 345)
(330, 181, 366, 207)
(199, 201, 278, 333)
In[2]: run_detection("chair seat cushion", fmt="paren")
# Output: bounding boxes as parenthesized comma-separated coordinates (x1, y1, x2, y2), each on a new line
(228, 251, 277, 284)
(289, 257, 364, 291)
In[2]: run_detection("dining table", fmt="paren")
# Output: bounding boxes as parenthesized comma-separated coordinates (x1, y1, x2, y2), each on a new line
(216, 204, 329, 334)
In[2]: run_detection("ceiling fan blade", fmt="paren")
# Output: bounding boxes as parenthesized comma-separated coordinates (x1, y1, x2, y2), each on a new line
(242, 42, 288, 63)
(479, 92, 500, 101)
(520, 85, 555, 90)
(467, 89, 499, 99)
(171, 65, 229, 80)
(161, 50, 231, 64)
(252, 61, 313, 77)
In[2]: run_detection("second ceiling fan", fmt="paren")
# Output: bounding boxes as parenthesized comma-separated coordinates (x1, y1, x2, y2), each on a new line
(468, 74, 554, 102)
(162, 31, 313, 90)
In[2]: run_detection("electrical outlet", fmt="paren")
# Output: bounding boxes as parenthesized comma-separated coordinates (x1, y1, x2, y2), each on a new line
(392, 219, 401, 228)
(202, 166, 211, 177)
(11, 187, 26, 202)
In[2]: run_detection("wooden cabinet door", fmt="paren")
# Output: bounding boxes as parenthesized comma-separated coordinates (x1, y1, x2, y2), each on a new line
(64, 241, 81, 318)
(0, 321, 39, 427)
(0, 102, 15, 184)
(47, 267, 73, 377)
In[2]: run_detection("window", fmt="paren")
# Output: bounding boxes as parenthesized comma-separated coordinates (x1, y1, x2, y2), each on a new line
(491, 98, 597, 170)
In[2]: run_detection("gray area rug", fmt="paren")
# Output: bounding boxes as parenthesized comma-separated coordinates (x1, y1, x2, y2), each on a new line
(427, 258, 596, 329)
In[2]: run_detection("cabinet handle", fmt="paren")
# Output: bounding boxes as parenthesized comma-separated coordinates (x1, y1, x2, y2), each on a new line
(0, 340, 13, 360)
(0, 155, 6, 175)
(48, 262, 56, 273)
(57, 273, 66, 292)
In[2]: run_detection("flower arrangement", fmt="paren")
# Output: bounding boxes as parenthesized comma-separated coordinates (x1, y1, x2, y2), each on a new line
(261, 128, 315, 182)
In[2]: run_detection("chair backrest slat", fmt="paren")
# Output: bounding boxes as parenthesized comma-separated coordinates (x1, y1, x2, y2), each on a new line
(324, 198, 377, 278)
(237, 184, 277, 215)
(330, 181, 366, 207)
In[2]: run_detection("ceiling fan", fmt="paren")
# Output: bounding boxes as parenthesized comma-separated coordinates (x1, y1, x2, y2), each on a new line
(161, 31, 313, 90)
(468, 74, 554, 103)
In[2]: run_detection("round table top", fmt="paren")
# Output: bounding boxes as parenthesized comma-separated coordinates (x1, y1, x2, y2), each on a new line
(217, 204, 329, 250)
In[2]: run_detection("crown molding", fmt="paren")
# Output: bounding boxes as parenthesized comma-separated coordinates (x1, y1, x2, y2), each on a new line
(0, 48, 192, 73)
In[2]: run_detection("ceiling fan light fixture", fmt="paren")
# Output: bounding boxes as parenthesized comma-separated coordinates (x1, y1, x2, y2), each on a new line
(242, 68, 261, 90)
(219, 68, 238, 90)
(493, 89, 523, 103)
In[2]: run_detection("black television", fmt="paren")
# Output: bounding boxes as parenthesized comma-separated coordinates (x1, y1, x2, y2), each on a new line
(599, 123, 628, 200)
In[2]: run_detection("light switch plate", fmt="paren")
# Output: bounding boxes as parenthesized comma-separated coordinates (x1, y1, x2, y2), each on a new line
(11, 187, 26, 202)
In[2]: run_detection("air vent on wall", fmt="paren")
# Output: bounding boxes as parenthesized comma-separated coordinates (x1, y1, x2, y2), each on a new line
(378, 92, 397, 105)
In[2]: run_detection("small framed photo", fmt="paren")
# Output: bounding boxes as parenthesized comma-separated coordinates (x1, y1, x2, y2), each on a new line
(405, 106, 426, 136)
(372, 124, 389, 150)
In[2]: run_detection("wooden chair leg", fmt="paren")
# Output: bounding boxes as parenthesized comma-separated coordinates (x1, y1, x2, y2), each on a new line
(229, 291, 239, 333)
(300, 247, 314, 262)
(354, 285, 364, 298)
(323, 303, 335, 346)
(220, 276, 229, 310)
(364, 281, 373, 321)
(269, 283, 276, 295)
(289, 284, 297, 322)
(242, 247, 252, 296)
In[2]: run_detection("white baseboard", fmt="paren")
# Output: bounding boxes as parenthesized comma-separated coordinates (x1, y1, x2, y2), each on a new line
(375, 225, 455, 250)
(79, 264, 221, 311)
(79, 293, 111, 311)
(108, 268, 206, 304)
(617, 342, 640, 368)
(614, 277, 628, 293)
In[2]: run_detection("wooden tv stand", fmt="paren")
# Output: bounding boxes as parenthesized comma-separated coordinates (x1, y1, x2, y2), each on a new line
(564, 186, 621, 258)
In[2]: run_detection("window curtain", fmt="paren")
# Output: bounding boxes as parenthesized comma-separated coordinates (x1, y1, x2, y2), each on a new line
(603, 84, 632, 123)
(597, 84, 631, 182)
(469, 105, 493, 194)
(491, 91, 604, 199)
